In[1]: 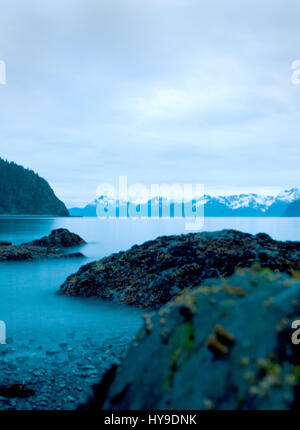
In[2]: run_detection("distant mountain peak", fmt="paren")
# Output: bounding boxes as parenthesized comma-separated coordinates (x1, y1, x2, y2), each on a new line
(69, 188, 300, 218)
(276, 188, 300, 202)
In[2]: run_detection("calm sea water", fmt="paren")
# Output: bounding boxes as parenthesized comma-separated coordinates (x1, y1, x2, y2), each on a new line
(0, 217, 299, 355)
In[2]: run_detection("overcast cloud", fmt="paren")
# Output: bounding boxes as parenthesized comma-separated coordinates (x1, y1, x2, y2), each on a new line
(0, 0, 299, 206)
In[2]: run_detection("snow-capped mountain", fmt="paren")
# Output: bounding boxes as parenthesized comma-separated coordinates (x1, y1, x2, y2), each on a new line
(217, 194, 274, 212)
(196, 189, 300, 216)
(195, 193, 274, 213)
(276, 188, 300, 203)
(68, 188, 300, 217)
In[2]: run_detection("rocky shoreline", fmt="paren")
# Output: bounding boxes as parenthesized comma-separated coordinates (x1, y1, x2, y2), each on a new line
(2, 228, 300, 410)
(0, 329, 133, 410)
(59, 230, 300, 309)
(0, 228, 86, 261)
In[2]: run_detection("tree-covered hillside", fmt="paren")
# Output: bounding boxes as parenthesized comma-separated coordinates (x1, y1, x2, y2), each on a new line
(0, 158, 69, 216)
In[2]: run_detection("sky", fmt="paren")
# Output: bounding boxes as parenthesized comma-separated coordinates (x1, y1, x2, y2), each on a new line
(0, 0, 299, 207)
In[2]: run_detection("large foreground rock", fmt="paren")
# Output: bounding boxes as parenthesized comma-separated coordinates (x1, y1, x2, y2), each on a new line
(59, 230, 300, 309)
(0, 228, 86, 261)
(85, 268, 300, 410)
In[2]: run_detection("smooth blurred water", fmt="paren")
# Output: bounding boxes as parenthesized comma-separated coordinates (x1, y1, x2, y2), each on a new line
(0, 216, 299, 348)
(0, 216, 299, 257)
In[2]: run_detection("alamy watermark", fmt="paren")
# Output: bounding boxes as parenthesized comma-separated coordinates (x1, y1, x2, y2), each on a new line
(291, 320, 300, 345)
(0, 60, 6, 85)
(95, 176, 204, 231)
(0, 320, 6, 344)
(291, 60, 300, 85)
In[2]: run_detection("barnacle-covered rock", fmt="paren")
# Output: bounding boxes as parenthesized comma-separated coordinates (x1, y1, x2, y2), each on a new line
(84, 269, 300, 410)
(59, 229, 300, 309)
(0, 229, 86, 261)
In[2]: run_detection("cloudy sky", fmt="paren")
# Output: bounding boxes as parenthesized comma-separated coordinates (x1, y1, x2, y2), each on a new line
(0, 0, 299, 206)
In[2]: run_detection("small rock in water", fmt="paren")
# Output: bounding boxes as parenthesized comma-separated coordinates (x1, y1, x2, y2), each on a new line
(0, 384, 35, 398)
(32, 369, 44, 377)
(46, 349, 60, 356)
(59, 343, 68, 348)
(82, 365, 96, 370)
(0, 241, 12, 246)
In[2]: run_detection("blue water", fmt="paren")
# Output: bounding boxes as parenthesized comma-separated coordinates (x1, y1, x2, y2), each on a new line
(0, 216, 299, 408)
(0, 216, 299, 337)
(0, 216, 299, 340)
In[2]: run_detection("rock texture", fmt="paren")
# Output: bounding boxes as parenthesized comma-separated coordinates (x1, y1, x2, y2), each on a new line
(85, 268, 300, 410)
(0, 228, 86, 261)
(24, 228, 86, 248)
(0, 384, 35, 399)
(0, 241, 12, 246)
(59, 230, 300, 309)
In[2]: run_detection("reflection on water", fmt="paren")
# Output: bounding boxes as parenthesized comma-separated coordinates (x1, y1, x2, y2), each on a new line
(0, 216, 299, 258)
(0, 217, 56, 245)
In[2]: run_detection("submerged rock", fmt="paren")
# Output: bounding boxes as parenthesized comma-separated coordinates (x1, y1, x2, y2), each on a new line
(0, 241, 12, 246)
(59, 229, 300, 309)
(85, 269, 300, 410)
(0, 228, 86, 261)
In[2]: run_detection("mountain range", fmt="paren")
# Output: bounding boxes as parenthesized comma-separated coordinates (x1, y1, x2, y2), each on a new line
(69, 188, 300, 217)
